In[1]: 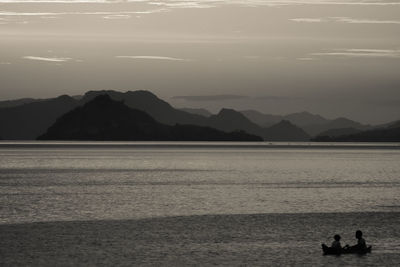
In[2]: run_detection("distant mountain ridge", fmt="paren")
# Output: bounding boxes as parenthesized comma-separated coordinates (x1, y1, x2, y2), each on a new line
(241, 110, 371, 136)
(81, 90, 209, 126)
(313, 124, 400, 142)
(179, 108, 212, 117)
(316, 127, 362, 138)
(38, 95, 262, 141)
(0, 95, 78, 140)
(0, 98, 44, 108)
(0, 90, 396, 141)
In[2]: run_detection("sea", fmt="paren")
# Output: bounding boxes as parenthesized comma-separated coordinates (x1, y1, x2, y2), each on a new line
(0, 141, 399, 266)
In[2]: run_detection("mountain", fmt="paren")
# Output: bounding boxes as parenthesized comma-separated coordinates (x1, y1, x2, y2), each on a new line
(0, 98, 44, 108)
(0, 90, 328, 141)
(38, 95, 262, 141)
(240, 110, 370, 137)
(179, 108, 212, 117)
(303, 117, 370, 137)
(0, 95, 78, 140)
(206, 109, 310, 141)
(81, 90, 208, 126)
(388, 120, 400, 128)
(82, 91, 310, 141)
(240, 110, 282, 127)
(283, 111, 328, 127)
(316, 127, 362, 138)
(312, 124, 400, 142)
(264, 120, 310, 141)
(241, 110, 329, 128)
(207, 109, 266, 137)
(373, 119, 400, 129)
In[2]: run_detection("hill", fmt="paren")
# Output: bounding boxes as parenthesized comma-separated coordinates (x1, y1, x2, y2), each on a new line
(0, 95, 78, 140)
(264, 120, 310, 141)
(38, 95, 262, 141)
(240, 110, 281, 127)
(179, 108, 212, 117)
(241, 110, 369, 136)
(0, 98, 43, 108)
(82, 91, 310, 141)
(312, 125, 400, 142)
(81, 90, 208, 126)
(316, 127, 362, 138)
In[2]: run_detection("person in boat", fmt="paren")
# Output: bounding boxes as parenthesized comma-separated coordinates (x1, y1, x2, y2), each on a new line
(321, 234, 343, 254)
(345, 230, 367, 250)
(331, 234, 342, 250)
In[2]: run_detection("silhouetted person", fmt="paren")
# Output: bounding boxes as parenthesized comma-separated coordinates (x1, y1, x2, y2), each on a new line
(345, 230, 367, 250)
(331, 234, 342, 250)
(321, 234, 342, 254)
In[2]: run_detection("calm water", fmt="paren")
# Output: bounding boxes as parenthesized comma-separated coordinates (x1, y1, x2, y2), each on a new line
(1, 142, 400, 266)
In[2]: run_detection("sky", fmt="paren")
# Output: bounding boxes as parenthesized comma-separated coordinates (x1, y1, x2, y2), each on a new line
(0, 0, 399, 124)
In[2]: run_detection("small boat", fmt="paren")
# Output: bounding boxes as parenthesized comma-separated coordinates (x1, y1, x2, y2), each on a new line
(322, 244, 372, 255)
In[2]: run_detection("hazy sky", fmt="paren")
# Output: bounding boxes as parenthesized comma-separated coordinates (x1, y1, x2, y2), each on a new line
(1, 0, 400, 124)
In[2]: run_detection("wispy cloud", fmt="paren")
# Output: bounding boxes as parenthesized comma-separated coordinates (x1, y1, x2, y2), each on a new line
(311, 49, 400, 58)
(257, 95, 300, 101)
(0, 62, 11, 65)
(23, 56, 74, 62)
(172, 95, 248, 102)
(1, 0, 400, 6)
(0, 9, 167, 17)
(148, 1, 216, 9)
(116, 55, 190, 61)
(103, 14, 131, 20)
(290, 16, 400, 25)
(297, 57, 316, 61)
(290, 18, 324, 23)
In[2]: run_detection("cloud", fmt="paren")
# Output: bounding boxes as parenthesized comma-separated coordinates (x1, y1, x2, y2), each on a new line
(297, 57, 316, 61)
(0, 62, 11, 65)
(256, 95, 300, 101)
(172, 95, 249, 102)
(290, 18, 324, 23)
(310, 48, 400, 58)
(1, 0, 400, 6)
(23, 56, 74, 62)
(290, 17, 400, 24)
(334, 17, 400, 24)
(116, 55, 189, 61)
(148, 1, 216, 9)
(0, 9, 167, 17)
(103, 14, 131, 19)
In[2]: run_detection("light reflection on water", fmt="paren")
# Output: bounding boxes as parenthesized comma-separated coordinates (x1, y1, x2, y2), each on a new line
(0, 142, 399, 224)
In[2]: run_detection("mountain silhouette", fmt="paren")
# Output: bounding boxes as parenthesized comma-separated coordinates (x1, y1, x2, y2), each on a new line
(0, 89, 380, 141)
(179, 108, 212, 117)
(373, 119, 400, 129)
(240, 110, 282, 127)
(283, 111, 328, 127)
(38, 95, 262, 141)
(241, 110, 369, 136)
(207, 109, 265, 136)
(303, 117, 370, 137)
(206, 109, 310, 141)
(0, 98, 44, 108)
(312, 124, 400, 142)
(81, 90, 208, 126)
(82, 91, 310, 141)
(0, 95, 78, 140)
(316, 127, 362, 138)
(264, 120, 310, 141)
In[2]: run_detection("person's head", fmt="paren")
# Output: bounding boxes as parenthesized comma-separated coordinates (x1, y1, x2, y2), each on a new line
(356, 230, 363, 239)
(334, 234, 341, 241)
